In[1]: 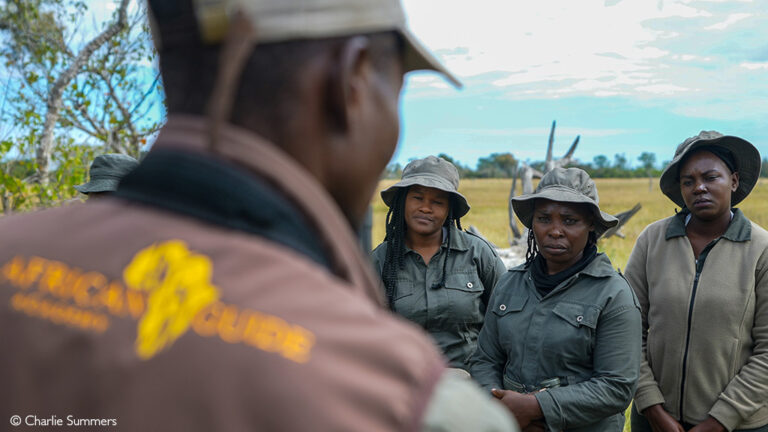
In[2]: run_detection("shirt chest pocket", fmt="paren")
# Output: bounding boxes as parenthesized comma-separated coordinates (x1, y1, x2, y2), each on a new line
(491, 295, 528, 349)
(442, 273, 484, 324)
(542, 302, 600, 366)
(392, 279, 422, 320)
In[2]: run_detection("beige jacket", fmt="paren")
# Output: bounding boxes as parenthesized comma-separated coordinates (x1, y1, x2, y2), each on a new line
(0, 116, 516, 432)
(625, 210, 768, 430)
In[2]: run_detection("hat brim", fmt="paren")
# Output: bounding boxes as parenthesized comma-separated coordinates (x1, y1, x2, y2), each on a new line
(399, 28, 462, 88)
(511, 186, 619, 237)
(74, 178, 120, 194)
(381, 175, 470, 218)
(660, 135, 761, 207)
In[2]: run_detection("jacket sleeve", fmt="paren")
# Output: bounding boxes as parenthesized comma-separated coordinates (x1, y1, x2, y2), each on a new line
(709, 244, 768, 431)
(624, 228, 667, 413)
(534, 283, 642, 431)
(421, 371, 519, 432)
(469, 275, 510, 392)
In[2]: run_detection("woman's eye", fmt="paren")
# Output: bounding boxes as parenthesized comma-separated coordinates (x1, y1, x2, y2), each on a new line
(565, 218, 577, 225)
(537, 216, 549, 223)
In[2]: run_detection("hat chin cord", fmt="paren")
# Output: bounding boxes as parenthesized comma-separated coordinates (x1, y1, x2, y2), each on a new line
(205, 11, 258, 153)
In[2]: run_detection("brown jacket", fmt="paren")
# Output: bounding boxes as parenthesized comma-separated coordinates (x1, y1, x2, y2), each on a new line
(0, 116, 515, 431)
(626, 210, 768, 430)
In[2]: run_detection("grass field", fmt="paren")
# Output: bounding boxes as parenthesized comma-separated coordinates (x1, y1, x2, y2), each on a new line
(372, 177, 768, 271)
(372, 177, 768, 430)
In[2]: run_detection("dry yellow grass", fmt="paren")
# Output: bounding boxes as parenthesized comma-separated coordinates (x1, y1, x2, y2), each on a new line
(372, 177, 768, 271)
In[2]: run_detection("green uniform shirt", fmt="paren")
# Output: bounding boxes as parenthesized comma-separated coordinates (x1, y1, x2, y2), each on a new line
(471, 253, 641, 432)
(371, 226, 507, 370)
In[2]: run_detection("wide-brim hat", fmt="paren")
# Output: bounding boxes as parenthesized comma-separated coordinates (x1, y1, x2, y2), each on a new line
(511, 167, 618, 237)
(75, 153, 139, 194)
(152, 0, 461, 88)
(660, 131, 761, 207)
(380, 155, 470, 218)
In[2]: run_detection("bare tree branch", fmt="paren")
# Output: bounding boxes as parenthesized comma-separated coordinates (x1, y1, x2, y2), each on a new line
(35, 0, 130, 183)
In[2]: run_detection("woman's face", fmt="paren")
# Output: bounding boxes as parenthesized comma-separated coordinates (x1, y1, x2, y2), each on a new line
(404, 185, 450, 240)
(532, 199, 594, 274)
(679, 150, 738, 222)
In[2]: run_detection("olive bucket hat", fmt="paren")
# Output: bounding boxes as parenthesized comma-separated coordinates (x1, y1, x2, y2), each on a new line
(74, 154, 139, 194)
(511, 167, 618, 237)
(380, 156, 470, 218)
(659, 131, 761, 208)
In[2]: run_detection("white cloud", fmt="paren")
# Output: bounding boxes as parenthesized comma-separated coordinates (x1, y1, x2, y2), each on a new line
(635, 83, 692, 94)
(740, 62, 768, 70)
(704, 13, 752, 30)
(402, 0, 767, 105)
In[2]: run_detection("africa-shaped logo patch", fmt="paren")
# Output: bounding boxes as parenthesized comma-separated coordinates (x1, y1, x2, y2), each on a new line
(123, 240, 220, 359)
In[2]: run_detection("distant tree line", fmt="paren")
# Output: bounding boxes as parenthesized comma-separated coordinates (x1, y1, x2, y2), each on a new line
(383, 152, 768, 179)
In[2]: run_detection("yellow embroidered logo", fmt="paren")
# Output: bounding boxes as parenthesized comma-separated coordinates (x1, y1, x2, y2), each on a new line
(2, 243, 315, 364)
(123, 240, 220, 360)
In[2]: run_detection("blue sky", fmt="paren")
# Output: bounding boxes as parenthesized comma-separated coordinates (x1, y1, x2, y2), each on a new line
(8, 0, 764, 171)
(397, 0, 768, 169)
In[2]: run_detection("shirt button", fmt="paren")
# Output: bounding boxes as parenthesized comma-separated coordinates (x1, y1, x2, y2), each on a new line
(576, 315, 584, 322)
(467, 282, 474, 289)
(499, 304, 507, 311)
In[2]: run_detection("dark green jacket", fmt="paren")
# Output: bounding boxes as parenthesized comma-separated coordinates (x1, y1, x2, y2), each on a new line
(471, 253, 641, 432)
(371, 226, 507, 370)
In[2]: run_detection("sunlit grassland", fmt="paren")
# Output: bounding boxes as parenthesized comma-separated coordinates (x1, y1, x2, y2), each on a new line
(373, 177, 768, 271)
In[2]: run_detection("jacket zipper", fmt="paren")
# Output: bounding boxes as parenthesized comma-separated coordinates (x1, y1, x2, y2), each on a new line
(679, 259, 703, 421)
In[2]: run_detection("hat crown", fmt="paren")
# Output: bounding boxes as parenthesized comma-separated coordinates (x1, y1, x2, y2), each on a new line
(402, 156, 460, 190)
(536, 167, 599, 204)
(675, 130, 724, 158)
(90, 154, 139, 179)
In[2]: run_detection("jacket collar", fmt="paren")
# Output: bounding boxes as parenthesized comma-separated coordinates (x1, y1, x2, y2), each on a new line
(145, 115, 385, 306)
(665, 207, 751, 242)
(445, 225, 469, 252)
(511, 251, 615, 279)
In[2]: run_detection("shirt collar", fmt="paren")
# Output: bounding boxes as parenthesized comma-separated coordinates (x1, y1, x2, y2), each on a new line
(511, 251, 615, 279)
(665, 208, 751, 242)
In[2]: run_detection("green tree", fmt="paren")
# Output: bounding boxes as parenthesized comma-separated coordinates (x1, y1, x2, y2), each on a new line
(476, 152, 518, 178)
(0, 0, 162, 213)
(638, 151, 656, 190)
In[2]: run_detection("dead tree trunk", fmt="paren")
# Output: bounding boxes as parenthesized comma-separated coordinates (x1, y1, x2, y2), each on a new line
(35, 0, 129, 184)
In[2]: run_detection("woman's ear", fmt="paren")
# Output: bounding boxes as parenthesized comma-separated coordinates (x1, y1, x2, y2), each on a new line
(731, 171, 740, 193)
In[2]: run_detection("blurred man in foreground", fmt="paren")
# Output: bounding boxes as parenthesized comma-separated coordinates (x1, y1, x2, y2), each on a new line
(0, 0, 517, 430)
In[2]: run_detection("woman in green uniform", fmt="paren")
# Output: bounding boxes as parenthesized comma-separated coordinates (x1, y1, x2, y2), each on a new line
(471, 167, 641, 431)
(371, 156, 507, 372)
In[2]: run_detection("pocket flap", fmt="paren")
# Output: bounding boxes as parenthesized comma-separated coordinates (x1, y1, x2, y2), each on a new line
(492, 295, 528, 316)
(394, 279, 414, 301)
(443, 273, 482, 293)
(552, 302, 599, 328)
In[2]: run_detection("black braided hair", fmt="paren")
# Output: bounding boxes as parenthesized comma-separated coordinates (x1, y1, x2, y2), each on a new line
(382, 188, 408, 308)
(524, 228, 538, 268)
(430, 204, 454, 290)
(382, 190, 463, 308)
